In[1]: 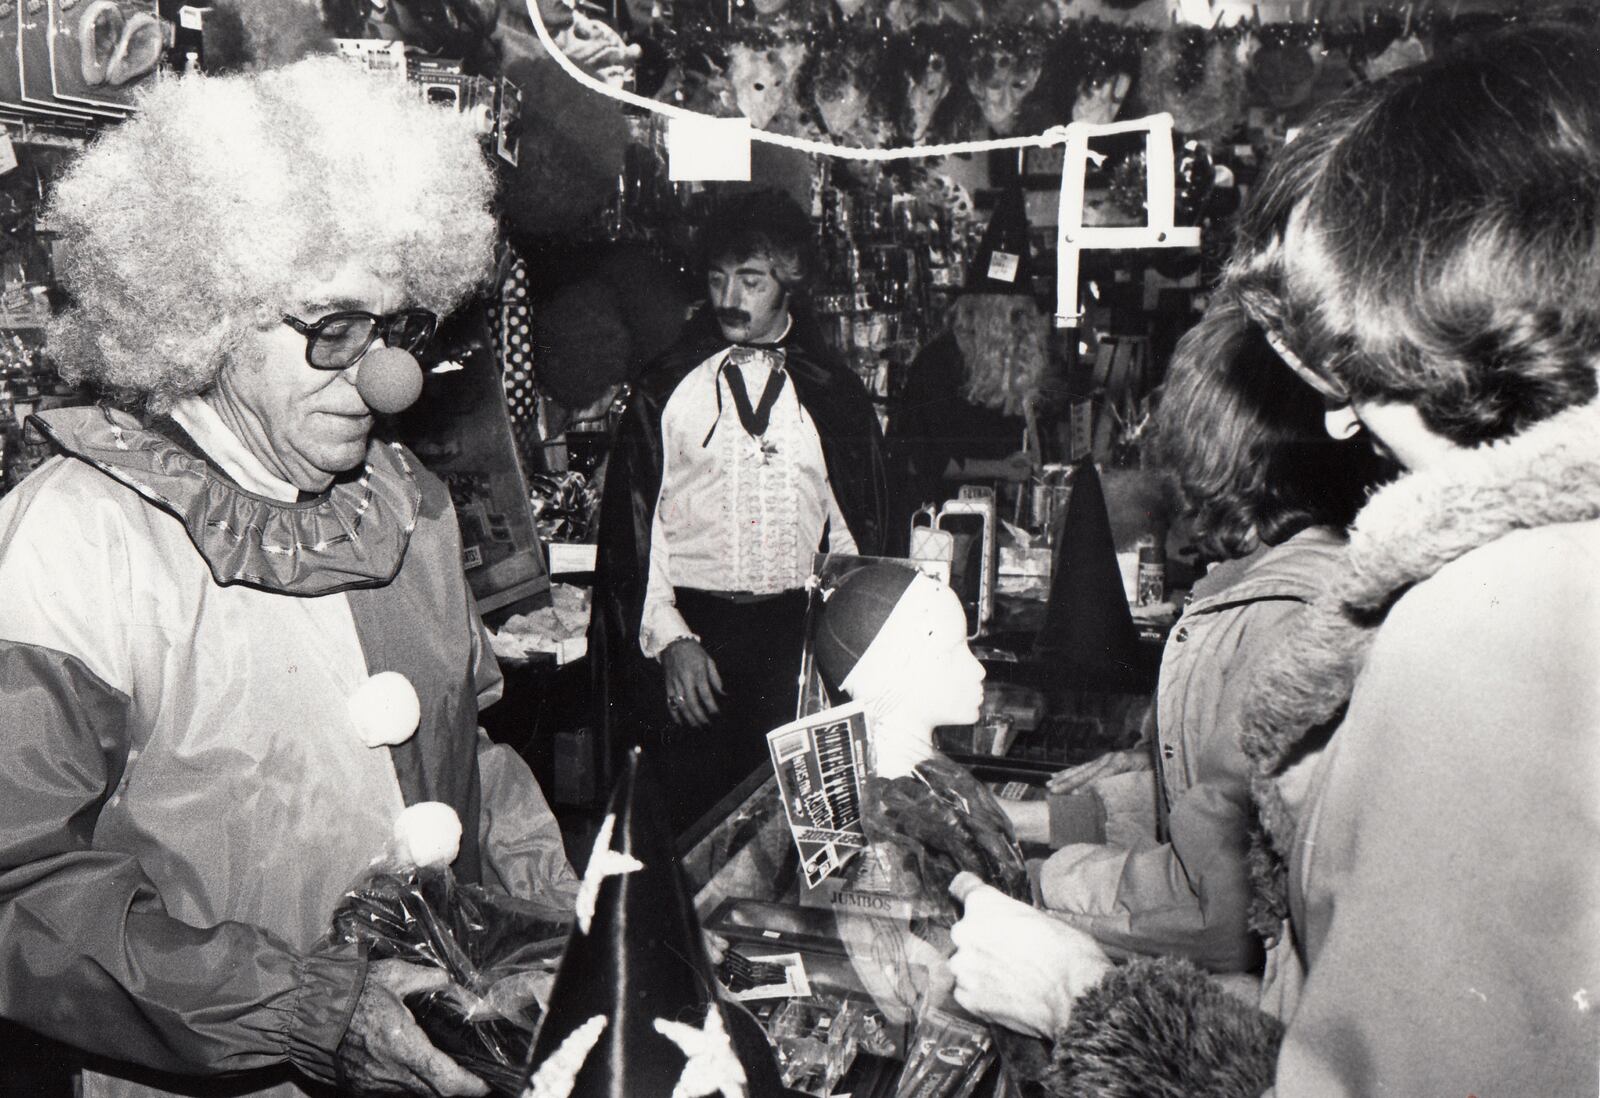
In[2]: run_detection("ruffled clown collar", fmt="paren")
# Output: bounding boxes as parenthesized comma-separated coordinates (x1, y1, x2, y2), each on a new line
(29, 404, 422, 597)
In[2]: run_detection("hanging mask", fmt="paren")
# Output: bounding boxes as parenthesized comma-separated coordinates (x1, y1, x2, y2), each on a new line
(903, 52, 951, 142)
(1174, 139, 1214, 223)
(670, 60, 740, 117)
(1248, 41, 1319, 112)
(1071, 70, 1131, 125)
(968, 50, 1042, 137)
(814, 63, 870, 137)
(728, 45, 789, 129)
(1141, 32, 1245, 140)
(835, 0, 872, 19)
(774, 40, 808, 104)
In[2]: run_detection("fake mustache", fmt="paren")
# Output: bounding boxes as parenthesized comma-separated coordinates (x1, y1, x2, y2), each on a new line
(716, 308, 752, 327)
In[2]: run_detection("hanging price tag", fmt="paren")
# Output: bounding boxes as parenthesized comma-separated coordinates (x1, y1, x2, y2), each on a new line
(1069, 398, 1094, 462)
(986, 250, 1020, 283)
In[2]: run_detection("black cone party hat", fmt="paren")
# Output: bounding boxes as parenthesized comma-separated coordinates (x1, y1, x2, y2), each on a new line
(966, 185, 1034, 296)
(523, 748, 784, 1098)
(1033, 462, 1141, 677)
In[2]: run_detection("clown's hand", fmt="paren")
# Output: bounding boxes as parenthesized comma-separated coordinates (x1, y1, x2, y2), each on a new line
(946, 872, 1112, 1040)
(336, 959, 489, 1096)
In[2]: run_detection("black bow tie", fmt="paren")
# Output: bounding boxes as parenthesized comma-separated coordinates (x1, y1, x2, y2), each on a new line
(702, 346, 788, 447)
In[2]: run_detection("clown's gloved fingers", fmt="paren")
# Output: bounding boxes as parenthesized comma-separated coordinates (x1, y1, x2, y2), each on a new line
(336, 959, 490, 1096)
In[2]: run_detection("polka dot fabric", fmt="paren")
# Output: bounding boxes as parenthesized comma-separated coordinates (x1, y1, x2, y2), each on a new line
(494, 253, 543, 472)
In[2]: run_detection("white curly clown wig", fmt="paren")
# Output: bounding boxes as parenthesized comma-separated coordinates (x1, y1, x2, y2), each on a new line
(46, 57, 497, 410)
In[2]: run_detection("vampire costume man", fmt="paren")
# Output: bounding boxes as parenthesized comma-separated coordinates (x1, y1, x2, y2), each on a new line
(593, 309, 887, 834)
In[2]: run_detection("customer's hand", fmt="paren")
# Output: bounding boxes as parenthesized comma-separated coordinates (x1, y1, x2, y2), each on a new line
(946, 872, 1112, 1040)
(662, 638, 723, 728)
(336, 959, 489, 1096)
(1046, 747, 1149, 795)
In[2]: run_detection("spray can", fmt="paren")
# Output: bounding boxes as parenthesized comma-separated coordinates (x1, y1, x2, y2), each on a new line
(1136, 534, 1166, 607)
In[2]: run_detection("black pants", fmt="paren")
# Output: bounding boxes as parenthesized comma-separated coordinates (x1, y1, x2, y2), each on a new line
(649, 587, 808, 837)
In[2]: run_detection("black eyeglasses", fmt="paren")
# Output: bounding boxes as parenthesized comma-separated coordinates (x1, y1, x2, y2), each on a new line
(281, 309, 438, 370)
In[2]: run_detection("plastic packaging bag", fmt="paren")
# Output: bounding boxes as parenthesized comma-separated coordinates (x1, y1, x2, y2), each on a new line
(330, 865, 569, 1096)
(856, 753, 1031, 914)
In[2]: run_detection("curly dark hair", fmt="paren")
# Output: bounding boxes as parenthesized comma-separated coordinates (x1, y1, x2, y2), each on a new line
(1225, 24, 1600, 447)
(1153, 295, 1395, 561)
(697, 186, 816, 293)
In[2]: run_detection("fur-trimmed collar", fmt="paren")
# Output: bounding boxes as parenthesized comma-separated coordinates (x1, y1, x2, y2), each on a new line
(1241, 398, 1600, 848)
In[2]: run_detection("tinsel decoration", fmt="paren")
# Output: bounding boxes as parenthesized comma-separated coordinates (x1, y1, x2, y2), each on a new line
(528, 471, 601, 543)
(1106, 138, 1216, 226)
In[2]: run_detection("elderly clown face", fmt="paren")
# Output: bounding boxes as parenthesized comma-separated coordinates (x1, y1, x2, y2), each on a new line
(43, 58, 495, 468)
(211, 262, 420, 491)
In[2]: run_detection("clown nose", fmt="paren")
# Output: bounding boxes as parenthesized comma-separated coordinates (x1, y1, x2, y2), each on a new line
(356, 346, 424, 414)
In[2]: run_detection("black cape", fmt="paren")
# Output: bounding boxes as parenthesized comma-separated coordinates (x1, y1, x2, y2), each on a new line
(589, 311, 889, 764)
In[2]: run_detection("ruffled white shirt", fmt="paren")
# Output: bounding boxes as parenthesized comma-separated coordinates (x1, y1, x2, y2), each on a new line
(639, 344, 857, 658)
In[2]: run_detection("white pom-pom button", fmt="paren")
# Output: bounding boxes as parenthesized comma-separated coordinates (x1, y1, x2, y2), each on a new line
(348, 671, 421, 748)
(393, 802, 462, 869)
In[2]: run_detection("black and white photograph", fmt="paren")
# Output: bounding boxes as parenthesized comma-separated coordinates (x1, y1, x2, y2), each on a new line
(0, 0, 1593, 1095)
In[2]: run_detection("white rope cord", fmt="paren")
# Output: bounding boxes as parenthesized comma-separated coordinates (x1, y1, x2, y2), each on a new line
(519, 1, 1202, 326)
(521, 0, 1173, 161)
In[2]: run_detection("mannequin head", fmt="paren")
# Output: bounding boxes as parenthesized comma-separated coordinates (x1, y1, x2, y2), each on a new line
(816, 566, 985, 774)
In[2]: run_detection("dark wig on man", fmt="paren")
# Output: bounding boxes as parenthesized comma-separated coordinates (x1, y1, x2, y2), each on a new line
(1153, 295, 1395, 562)
(697, 187, 816, 294)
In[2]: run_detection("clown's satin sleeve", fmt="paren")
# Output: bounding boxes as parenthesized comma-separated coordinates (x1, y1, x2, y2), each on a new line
(0, 463, 363, 1084)
(467, 591, 578, 912)
(476, 729, 580, 914)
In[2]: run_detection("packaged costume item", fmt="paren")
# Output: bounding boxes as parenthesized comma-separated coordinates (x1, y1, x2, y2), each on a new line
(332, 865, 568, 1096)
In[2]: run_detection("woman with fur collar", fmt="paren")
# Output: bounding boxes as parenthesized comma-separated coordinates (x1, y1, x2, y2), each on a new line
(942, 25, 1600, 1097)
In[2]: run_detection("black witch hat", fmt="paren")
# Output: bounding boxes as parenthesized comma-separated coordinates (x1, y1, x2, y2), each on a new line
(522, 748, 785, 1098)
(966, 185, 1035, 296)
(1032, 462, 1142, 678)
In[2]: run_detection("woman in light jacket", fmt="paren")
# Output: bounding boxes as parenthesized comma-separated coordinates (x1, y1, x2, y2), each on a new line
(1035, 296, 1391, 977)
(944, 25, 1600, 1097)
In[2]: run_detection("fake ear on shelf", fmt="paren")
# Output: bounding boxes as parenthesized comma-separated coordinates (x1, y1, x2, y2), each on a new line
(77, 1, 123, 87)
(106, 12, 164, 87)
